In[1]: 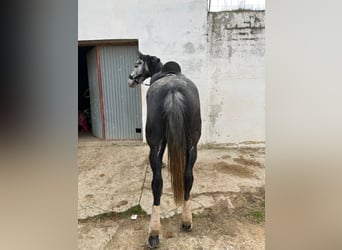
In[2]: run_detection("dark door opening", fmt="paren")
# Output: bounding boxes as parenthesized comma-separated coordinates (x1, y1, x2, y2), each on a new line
(78, 46, 94, 137)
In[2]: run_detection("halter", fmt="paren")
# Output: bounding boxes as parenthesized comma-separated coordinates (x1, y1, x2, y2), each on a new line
(129, 59, 150, 85)
(128, 73, 144, 85)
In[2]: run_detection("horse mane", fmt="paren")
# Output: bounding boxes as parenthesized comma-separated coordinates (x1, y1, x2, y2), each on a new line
(139, 54, 163, 76)
(139, 53, 182, 85)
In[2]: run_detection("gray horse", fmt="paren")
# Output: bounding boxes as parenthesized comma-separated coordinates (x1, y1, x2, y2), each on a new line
(128, 52, 201, 249)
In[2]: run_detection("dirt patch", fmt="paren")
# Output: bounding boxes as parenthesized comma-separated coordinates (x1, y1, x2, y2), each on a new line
(214, 161, 254, 178)
(221, 154, 231, 159)
(231, 186, 265, 224)
(238, 147, 265, 155)
(78, 140, 265, 249)
(79, 188, 265, 249)
(233, 156, 262, 167)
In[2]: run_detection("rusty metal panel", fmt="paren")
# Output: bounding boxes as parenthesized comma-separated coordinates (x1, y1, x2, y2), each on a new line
(86, 47, 103, 139)
(99, 45, 142, 140)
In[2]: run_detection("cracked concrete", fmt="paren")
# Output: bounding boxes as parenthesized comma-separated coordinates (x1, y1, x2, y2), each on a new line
(78, 135, 265, 249)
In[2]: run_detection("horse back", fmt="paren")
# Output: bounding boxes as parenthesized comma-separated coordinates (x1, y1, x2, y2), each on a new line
(147, 74, 200, 107)
(146, 74, 201, 140)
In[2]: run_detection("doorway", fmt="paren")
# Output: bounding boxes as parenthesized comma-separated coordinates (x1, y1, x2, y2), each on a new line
(78, 40, 142, 140)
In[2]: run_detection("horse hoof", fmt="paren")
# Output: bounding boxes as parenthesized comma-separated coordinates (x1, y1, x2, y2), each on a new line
(181, 223, 193, 232)
(147, 235, 160, 249)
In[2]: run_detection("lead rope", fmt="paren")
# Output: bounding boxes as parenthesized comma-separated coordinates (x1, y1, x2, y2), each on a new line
(138, 161, 149, 205)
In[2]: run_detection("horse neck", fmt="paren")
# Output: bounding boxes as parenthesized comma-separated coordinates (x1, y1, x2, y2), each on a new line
(147, 60, 163, 77)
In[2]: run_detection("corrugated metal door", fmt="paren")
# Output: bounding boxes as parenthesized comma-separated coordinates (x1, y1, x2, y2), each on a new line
(87, 45, 142, 140)
(86, 48, 103, 139)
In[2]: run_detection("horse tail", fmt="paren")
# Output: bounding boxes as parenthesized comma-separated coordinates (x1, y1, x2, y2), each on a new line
(164, 89, 186, 206)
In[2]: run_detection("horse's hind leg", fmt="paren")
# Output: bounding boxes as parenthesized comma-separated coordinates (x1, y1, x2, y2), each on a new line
(158, 138, 167, 168)
(182, 145, 198, 232)
(147, 145, 163, 249)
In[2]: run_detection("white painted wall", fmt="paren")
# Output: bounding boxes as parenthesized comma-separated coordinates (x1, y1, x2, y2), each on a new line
(78, 0, 265, 144)
(207, 11, 265, 143)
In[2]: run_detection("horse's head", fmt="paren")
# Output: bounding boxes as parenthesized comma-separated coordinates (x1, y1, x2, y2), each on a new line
(128, 52, 162, 88)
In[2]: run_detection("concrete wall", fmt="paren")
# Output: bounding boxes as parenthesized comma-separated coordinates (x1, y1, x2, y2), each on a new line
(207, 11, 265, 143)
(78, 0, 265, 144)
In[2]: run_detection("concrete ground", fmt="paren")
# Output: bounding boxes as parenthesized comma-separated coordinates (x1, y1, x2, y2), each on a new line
(78, 134, 265, 249)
